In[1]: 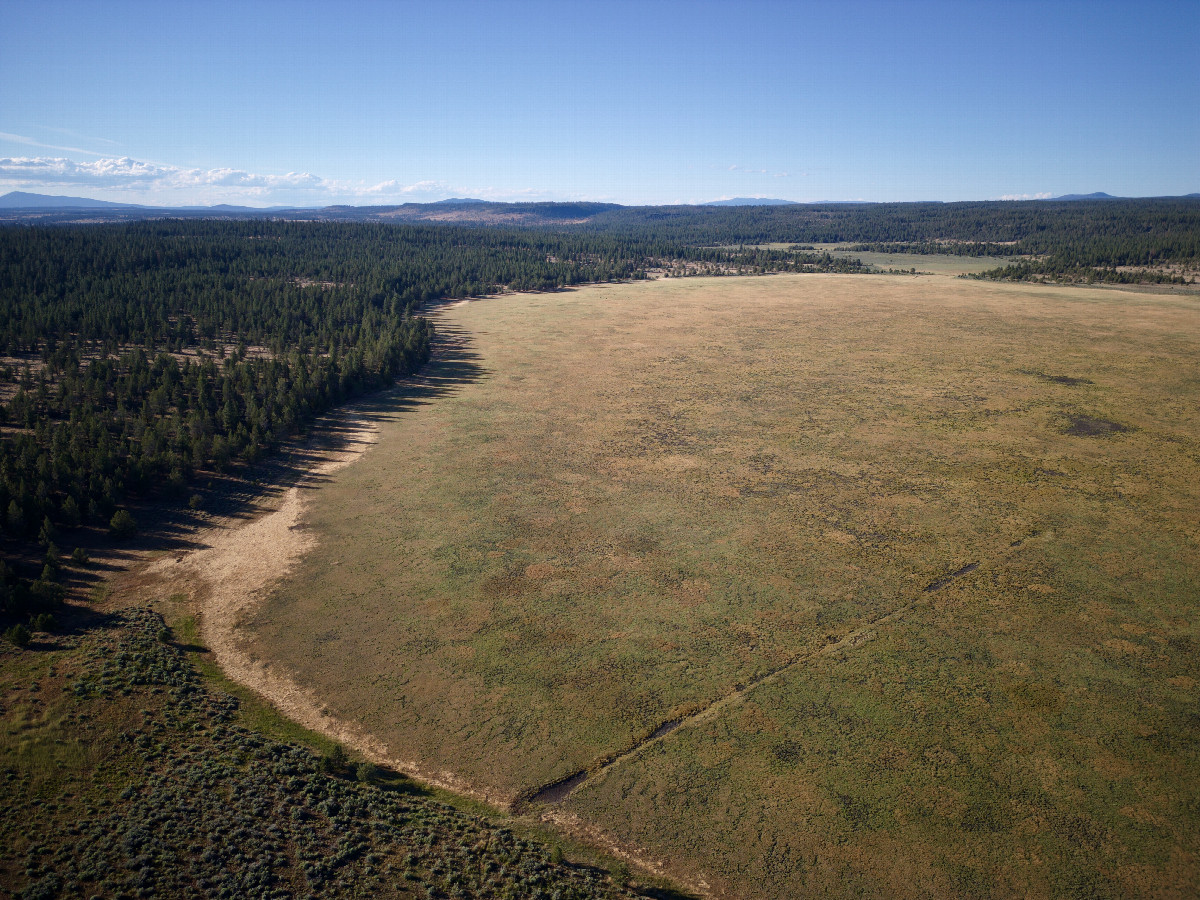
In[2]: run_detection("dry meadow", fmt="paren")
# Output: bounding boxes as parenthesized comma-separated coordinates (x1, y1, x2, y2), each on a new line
(243, 274, 1200, 898)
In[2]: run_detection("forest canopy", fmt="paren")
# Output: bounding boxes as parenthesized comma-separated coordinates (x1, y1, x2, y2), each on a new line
(0, 220, 849, 619)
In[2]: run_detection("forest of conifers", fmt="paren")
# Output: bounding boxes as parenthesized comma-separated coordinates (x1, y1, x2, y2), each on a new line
(0, 220, 854, 621)
(2, 199, 1198, 623)
(10, 197, 1196, 281)
(584, 199, 1200, 282)
(585, 198, 1200, 259)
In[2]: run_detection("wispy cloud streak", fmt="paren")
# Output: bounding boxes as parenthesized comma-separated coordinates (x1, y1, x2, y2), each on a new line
(0, 132, 108, 157)
(0, 156, 555, 205)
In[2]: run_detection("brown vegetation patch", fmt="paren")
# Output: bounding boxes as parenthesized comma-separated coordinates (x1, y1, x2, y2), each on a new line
(1029, 371, 1094, 386)
(1065, 414, 1129, 436)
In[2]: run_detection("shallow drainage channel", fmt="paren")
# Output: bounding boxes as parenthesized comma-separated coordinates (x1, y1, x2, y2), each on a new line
(519, 559, 984, 808)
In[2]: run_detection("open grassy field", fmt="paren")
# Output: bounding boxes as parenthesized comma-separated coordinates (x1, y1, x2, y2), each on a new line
(245, 273, 1200, 897)
(809, 244, 1013, 275)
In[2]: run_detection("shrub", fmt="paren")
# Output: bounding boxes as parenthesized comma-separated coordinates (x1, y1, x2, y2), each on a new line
(29, 578, 65, 607)
(319, 743, 348, 774)
(356, 762, 378, 783)
(32, 613, 56, 633)
(4, 624, 30, 647)
(72, 547, 90, 565)
(109, 509, 137, 539)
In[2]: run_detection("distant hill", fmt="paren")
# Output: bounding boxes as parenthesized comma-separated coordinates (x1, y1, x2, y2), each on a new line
(1046, 192, 1200, 201)
(0, 192, 300, 213)
(0, 191, 142, 209)
(185, 203, 298, 212)
(368, 200, 622, 226)
(704, 197, 801, 206)
(1, 193, 1196, 234)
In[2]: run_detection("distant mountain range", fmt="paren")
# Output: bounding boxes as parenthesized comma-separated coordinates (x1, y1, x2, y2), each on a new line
(4, 190, 1199, 215)
(0, 191, 298, 212)
(702, 193, 1200, 205)
(1051, 192, 1118, 201)
(702, 197, 888, 206)
(0, 191, 140, 209)
(703, 198, 802, 206)
(1, 190, 1197, 229)
(1048, 192, 1200, 201)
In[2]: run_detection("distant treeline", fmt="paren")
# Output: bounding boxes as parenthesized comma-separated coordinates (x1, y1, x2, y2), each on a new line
(969, 260, 1193, 286)
(14, 198, 1200, 264)
(584, 199, 1200, 267)
(355, 199, 1199, 280)
(10, 198, 1197, 279)
(582, 200, 1200, 283)
(0, 220, 848, 621)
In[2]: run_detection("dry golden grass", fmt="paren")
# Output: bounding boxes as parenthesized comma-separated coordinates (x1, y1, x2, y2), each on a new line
(245, 274, 1199, 898)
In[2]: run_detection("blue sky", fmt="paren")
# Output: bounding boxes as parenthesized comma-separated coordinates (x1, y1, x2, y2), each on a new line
(2, 0, 1197, 206)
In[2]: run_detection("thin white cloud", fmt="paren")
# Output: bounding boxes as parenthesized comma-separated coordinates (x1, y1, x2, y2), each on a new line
(0, 155, 560, 206)
(362, 180, 575, 203)
(998, 192, 1052, 201)
(361, 178, 455, 198)
(41, 126, 120, 146)
(0, 156, 171, 184)
(725, 163, 792, 178)
(0, 132, 107, 157)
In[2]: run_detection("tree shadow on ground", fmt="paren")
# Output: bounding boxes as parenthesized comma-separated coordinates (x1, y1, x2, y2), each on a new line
(634, 887, 701, 900)
(17, 326, 488, 628)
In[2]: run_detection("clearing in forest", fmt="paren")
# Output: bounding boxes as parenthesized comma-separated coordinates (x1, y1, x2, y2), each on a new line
(243, 274, 1200, 899)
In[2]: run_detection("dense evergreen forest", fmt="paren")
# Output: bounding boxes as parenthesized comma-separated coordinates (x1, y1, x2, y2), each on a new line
(3, 199, 1196, 624)
(581, 200, 1200, 282)
(296, 198, 1200, 276)
(0, 220, 857, 625)
(585, 199, 1200, 256)
(11, 197, 1196, 284)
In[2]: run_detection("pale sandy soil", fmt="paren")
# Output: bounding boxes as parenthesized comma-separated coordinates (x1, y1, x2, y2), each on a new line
(133, 353, 512, 806)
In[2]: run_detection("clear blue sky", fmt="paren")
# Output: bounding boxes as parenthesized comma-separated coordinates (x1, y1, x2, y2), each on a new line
(2, 0, 1197, 206)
